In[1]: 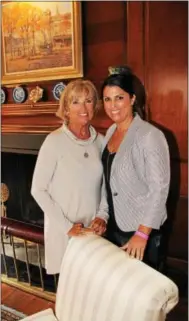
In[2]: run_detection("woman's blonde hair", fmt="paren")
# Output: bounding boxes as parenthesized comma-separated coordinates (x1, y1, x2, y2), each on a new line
(56, 79, 99, 122)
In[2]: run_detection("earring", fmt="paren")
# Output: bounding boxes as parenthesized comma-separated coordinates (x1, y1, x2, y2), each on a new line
(64, 110, 70, 125)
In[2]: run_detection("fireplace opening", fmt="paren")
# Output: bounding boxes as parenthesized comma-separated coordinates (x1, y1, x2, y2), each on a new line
(2, 152, 44, 226)
(1, 133, 58, 298)
(1, 133, 47, 226)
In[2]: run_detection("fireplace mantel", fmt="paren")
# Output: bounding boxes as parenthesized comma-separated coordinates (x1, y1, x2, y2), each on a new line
(2, 101, 61, 134)
(1, 101, 112, 135)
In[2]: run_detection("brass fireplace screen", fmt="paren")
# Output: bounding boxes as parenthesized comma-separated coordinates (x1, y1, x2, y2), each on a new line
(1, 217, 56, 301)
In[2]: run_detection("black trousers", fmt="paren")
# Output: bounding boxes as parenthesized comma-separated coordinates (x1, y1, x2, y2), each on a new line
(105, 227, 164, 270)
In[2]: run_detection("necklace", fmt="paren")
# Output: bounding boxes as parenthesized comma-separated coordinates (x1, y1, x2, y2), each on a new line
(83, 145, 90, 158)
(63, 124, 97, 159)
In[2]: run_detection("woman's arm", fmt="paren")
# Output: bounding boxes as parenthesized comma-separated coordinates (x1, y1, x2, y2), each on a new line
(121, 225, 152, 260)
(96, 174, 109, 222)
(90, 176, 109, 235)
(31, 134, 73, 234)
(91, 175, 109, 235)
(90, 133, 109, 235)
(121, 129, 170, 260)
(141, 129, 170, 228)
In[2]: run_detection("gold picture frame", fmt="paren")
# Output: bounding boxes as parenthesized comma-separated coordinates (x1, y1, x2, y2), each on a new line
(1, 1, 83, 85)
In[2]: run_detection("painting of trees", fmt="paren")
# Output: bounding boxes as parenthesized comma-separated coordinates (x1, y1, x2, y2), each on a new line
(1, 1, 83, 83)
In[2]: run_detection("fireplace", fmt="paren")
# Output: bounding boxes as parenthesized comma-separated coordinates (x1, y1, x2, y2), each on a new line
(1, 133, 58, 299)
(2, 133, 47, 226)
(2, 152, 44, 225)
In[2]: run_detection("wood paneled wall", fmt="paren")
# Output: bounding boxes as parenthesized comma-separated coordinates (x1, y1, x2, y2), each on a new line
(2, 1, 188, 265)
(129, 1, 188, 266)
(82, 1, 126, 89)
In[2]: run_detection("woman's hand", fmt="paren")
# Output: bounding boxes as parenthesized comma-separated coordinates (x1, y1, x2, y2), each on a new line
(67, 223, 85, 237)
(89, 217, 107, 236)
(121, 234, 147, 261)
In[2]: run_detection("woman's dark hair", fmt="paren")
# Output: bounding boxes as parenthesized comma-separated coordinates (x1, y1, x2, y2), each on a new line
(101, 66, 146, 119)
(101, 73, 135, 98)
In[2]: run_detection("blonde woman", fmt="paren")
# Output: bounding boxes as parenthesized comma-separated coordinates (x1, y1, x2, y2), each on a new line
(31, 79, 108, 274)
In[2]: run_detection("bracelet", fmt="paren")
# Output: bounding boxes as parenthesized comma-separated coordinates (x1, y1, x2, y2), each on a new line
(135, 230, 149, 241)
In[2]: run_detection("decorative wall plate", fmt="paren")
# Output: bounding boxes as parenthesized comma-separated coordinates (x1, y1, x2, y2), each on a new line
(13, 86, 27, 103)
(52, 82, 66, 100)
(1, 88, 6, 104)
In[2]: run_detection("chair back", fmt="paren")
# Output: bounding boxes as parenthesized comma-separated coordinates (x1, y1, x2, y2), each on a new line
(55, 235, 179, 321)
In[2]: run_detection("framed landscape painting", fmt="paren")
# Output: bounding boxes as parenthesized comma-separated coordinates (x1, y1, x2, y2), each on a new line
(1, 1, 83, 85)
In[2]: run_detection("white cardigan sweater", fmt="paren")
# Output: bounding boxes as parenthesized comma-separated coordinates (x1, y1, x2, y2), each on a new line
(31, 124, 108, 274)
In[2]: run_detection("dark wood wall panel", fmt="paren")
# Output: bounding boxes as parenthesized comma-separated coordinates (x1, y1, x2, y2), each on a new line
(144, 1, 188, 162)
(126, 1, 188, 266)
(126, 2, 144, 81)
(82, 1, 126, 90)
(167, 196, 188, 260)
(180, 162, 188, 196)
(142, 1, 188, 265)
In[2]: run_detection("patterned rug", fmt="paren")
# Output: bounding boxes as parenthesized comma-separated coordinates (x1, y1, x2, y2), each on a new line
(1, 305, 26, 321)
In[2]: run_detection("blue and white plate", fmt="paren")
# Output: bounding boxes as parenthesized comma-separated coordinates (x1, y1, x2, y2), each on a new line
(13, 86, 27, 103)
(1, 88, 6, 104)
(52, 82, 66, 101)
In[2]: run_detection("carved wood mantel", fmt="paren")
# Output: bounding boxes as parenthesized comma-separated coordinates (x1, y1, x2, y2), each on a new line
(2, 102, 61, 134)
(1, 101, 112, 134)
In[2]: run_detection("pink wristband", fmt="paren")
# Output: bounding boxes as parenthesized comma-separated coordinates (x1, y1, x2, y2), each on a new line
(135, 230, 149, 240)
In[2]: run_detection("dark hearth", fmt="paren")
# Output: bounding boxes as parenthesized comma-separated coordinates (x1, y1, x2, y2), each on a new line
(2, 152, 44, 226)
(1, 133, 48, 226)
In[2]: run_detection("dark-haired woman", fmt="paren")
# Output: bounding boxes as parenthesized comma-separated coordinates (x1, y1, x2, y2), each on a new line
(101, 67, 170, 269)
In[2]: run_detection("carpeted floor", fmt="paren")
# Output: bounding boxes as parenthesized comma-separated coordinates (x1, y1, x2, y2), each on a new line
(1, 305, 26, 321)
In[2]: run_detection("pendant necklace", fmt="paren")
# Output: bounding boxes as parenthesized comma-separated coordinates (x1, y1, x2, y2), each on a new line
(63, 123, 97, 159)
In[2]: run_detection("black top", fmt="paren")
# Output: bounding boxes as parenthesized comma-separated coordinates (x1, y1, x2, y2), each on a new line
(102, 145, 132, 236)
(102, 146, 119, 234)
(102, 145, 116, 184)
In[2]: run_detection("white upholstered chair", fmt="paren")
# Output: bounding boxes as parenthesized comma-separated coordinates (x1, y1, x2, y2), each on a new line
(21, 235, 179, 321)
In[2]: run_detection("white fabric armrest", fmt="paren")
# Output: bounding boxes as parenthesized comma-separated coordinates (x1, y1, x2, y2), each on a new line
(55, 235, 179, 321)
(21, 308, 57, 321)
(21, 235, 178, 321)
